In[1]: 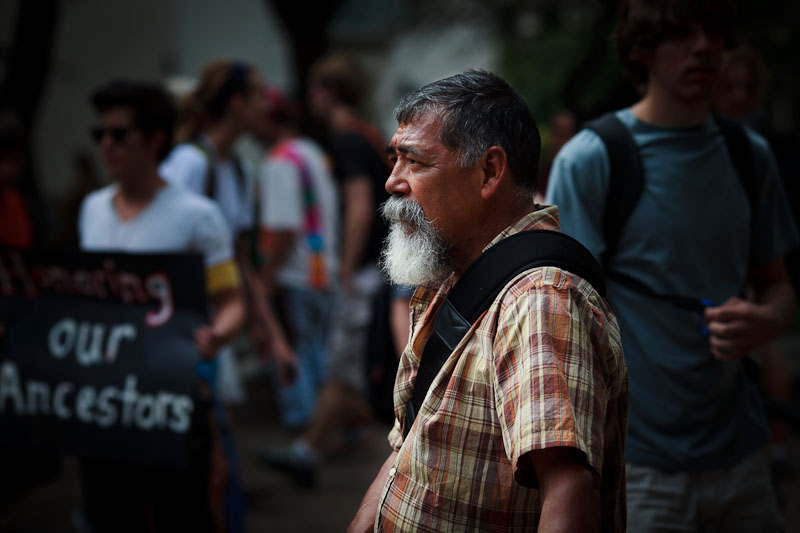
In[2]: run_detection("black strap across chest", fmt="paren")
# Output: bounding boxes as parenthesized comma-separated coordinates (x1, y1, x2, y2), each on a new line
(403, 229, 605, 437)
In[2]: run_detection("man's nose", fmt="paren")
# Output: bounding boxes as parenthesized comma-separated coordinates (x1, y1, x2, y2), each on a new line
(385, 165, 410, 196)
(690, 25, 716, 53)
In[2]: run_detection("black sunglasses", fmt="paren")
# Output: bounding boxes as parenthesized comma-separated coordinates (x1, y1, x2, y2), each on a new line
(90, 126, 133, 144)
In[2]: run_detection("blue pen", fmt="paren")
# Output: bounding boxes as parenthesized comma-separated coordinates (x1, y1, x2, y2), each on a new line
(698, 298, 714, 336)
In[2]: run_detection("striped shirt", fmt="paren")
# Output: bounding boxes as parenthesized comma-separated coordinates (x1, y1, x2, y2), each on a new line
(377, 206, 628, 532)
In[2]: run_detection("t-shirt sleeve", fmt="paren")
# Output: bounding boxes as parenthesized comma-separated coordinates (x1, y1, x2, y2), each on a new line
(192, 202, 241, 293)
(492, 278, 608, 486)
(746, 131, 800, 264)
(193, 201, 235, 268)
(332, 132, 376, 182)
(159, 145, 209, 195)
(545, 130, 611, 262)
(259, 157, 303, 231)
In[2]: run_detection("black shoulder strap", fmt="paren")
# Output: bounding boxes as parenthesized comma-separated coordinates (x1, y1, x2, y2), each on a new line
(404, 229, 605, 437)
(584, 112, 644, 268)
(191, 141, 217, 199)
(713, 113, 758, 226)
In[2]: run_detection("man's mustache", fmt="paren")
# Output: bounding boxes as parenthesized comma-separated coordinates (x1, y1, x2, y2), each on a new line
(380, 196, 427, 225)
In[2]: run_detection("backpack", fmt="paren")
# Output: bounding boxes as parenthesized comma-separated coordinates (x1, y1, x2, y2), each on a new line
(190, 140, 261, 267)
(583, 112, 757, 313)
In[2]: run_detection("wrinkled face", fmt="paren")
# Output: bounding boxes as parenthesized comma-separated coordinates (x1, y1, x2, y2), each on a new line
(647, 23, 725, 104)
(385, 112, 483, 247)
(381, 112, 484, 286)
(93, 107, 158, 183)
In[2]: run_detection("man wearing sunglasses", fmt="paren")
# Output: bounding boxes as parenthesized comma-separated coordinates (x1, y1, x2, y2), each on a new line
(77, 79, 245, 532)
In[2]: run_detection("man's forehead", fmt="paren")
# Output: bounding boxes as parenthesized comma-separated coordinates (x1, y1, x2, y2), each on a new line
(100, 107, 135, 124)
(389, 113, 442, 149)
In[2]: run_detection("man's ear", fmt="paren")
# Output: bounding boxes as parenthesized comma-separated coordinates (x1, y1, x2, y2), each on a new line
(479, 145, 509, 200)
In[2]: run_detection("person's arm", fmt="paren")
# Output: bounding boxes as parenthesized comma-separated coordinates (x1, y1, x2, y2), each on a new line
(235, 233, 297, 380)
(259, 229, 296, 295)
(520, 447, 601, 533)
(340, 176, 374, 290)
(389, 293, 412, 359)
(348, 450, 398, 533)
(195, 286, 246, 359)
(704, 257, 795, 360)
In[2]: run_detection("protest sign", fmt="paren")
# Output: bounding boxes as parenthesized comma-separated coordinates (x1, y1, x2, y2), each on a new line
(0, 248, 207, 469)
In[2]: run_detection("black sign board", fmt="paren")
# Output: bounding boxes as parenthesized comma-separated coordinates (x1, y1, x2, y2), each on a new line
(0, 248, 208, 469)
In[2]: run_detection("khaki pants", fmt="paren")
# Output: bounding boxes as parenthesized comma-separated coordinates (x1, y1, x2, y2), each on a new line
(626, 446, 785, 532)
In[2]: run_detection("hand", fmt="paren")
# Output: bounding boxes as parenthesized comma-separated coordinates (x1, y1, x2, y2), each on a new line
(250, 321, 271, 361)
(270, 334, 298, 385)
(703, 296, 782, 360)
(194, 325, 224, 360)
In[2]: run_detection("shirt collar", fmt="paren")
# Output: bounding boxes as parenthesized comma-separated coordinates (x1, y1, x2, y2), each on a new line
(410, 204, 561, 309)
(482, 204, 561, 252)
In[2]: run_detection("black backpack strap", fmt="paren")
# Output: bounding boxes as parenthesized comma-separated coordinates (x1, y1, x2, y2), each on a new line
(584, 113, 644, 269)
(190, 141, 217, 199)
(713, 113, 757, 227)
(403, 230, 605, 437)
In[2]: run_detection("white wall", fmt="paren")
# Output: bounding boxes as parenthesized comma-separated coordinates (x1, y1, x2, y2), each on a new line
(33, 0, 292, 205)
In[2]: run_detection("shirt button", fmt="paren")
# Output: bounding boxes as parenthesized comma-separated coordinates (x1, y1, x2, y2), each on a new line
(388, 467, 397, 477)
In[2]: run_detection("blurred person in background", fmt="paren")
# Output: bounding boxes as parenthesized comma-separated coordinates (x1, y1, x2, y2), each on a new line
(161, 59, 267, 409)
(258, 53, 392, 487)
(547, 0, 799, 530)
(712, 45, 768, 132)
(713, 44, 799, 488)
(253, 84, 338, 429)
(0, 110, 60, 529)
(79, 79, 245, 532)
(0, 110, 41, 249)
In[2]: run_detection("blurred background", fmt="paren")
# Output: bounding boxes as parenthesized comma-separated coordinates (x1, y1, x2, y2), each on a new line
(1, 0, 798, 531)
(1, 0, 798, 236)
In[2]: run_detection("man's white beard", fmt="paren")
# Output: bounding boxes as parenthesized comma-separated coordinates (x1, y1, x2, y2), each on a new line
(379, 196, 451, 288)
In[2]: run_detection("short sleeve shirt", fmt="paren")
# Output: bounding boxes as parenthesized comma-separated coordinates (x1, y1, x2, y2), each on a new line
(545, 109, 799, 470)
(159, 142, 254, 240)
(78, 184, 237, 292)
(378, 206, 628, 532)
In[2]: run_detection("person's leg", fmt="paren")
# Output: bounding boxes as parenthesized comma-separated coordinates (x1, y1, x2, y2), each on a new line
(273, 288, 325, 428)
(626, 462, 698, 533)
(303, 381, 373, 452)
(699, 446, 785, 533)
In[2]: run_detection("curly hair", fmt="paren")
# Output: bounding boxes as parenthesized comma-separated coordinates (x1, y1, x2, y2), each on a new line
(613, 0, 739, 88)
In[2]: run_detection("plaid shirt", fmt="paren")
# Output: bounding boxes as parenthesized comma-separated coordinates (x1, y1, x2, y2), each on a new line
(377, 206, 628, 532)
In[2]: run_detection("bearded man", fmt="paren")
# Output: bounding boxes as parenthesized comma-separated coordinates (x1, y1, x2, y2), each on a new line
(347, 70, 629, 533)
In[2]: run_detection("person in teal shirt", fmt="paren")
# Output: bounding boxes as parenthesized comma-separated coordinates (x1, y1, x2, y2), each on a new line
(547, 1, 798, 531)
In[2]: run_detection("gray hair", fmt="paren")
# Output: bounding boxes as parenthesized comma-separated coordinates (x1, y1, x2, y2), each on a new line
(394, 69, 541, 192)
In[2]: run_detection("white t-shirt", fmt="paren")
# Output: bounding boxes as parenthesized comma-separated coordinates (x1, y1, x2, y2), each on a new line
(159, 141, 254, 240)
(78, 183, 233, 268)
(259, 137, 339, 289)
